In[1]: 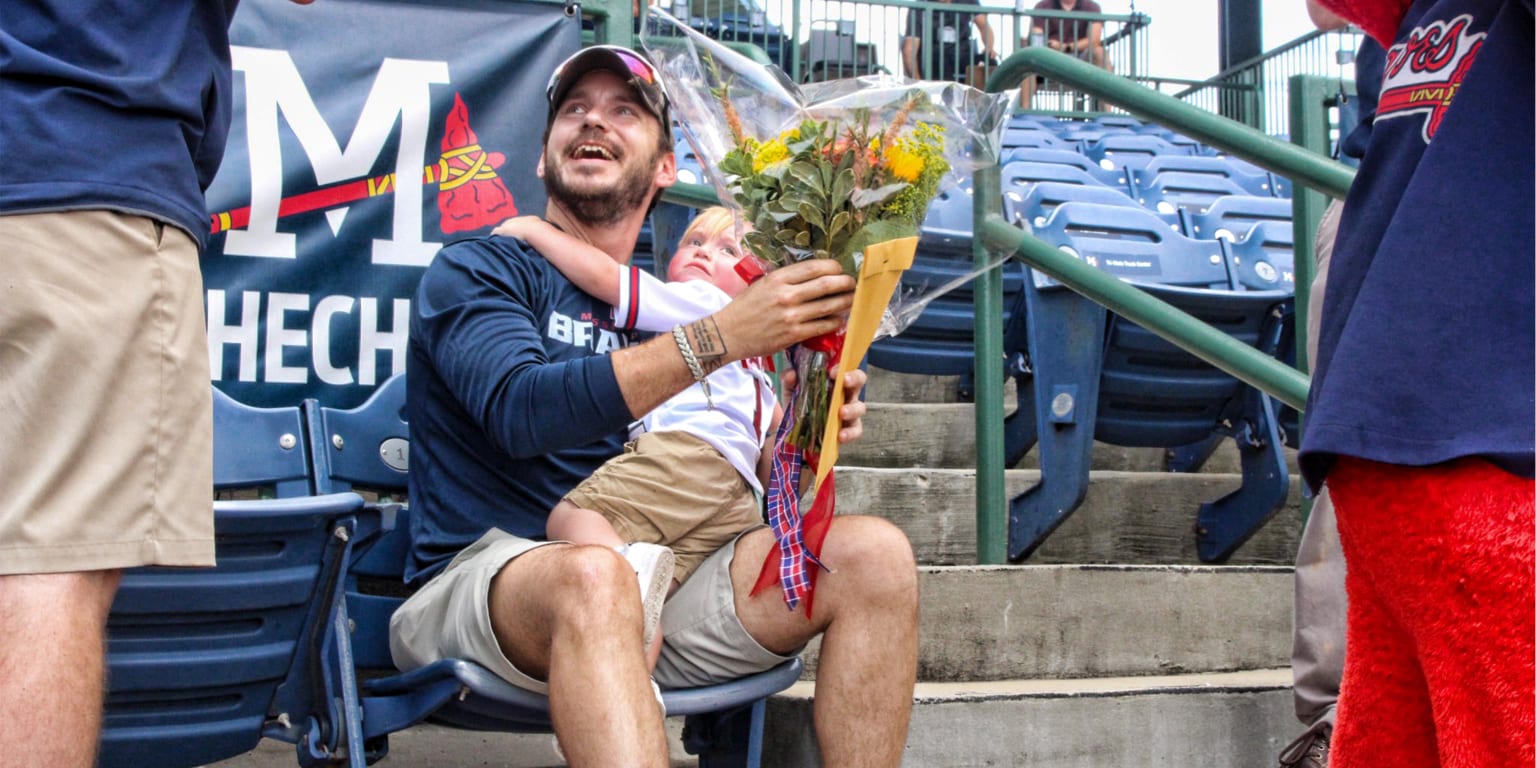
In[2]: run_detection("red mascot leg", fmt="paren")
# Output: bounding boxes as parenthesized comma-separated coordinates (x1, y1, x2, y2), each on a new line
(1329, 457, 1535, 768)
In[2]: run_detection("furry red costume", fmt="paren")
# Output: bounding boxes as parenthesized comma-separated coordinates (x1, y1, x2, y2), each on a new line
(1314, 0, 1415, 43)
(1331, 458, 1534, 768)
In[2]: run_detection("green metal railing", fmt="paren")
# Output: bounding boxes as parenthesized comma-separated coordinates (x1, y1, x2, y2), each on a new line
(1287, 74, 1355, 375)
(970, 47, 1355, 562)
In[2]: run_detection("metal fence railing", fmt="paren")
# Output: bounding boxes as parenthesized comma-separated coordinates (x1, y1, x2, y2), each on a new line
(652, 0, 1149, 96)
(1172, 26, 1363, 136)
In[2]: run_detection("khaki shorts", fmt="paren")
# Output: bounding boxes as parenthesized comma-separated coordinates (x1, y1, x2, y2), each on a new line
(389, 526, 797, 693)
(564, 430, 762, 584)
(0, 210, 214, 574)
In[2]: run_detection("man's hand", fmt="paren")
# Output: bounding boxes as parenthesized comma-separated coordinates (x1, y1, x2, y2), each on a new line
(710, 259, 856, 362)
(779, 367, 869, 445)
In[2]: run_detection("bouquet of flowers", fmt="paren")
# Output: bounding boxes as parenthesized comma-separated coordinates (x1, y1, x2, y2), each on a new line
(722, 104, 950, 455)
(643, 12, 1008, 612)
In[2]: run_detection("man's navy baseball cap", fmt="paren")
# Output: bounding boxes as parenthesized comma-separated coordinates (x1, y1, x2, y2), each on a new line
(546, 45, 674, 146)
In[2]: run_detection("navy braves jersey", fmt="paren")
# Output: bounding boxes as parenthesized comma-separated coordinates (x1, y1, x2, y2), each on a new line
(1300, 0, 1534, 488)
(405, 234, 636, 583)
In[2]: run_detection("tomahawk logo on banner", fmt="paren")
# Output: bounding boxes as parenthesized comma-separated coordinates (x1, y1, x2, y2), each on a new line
(203, 0, 579, 407)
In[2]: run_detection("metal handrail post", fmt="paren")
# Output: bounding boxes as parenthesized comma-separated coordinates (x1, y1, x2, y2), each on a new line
(973, 164, 1007, 564)
(1287, 74, 1351, 375)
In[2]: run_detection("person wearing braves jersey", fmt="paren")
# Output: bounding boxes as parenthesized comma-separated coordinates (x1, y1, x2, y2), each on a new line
(391, 46, 918, 767)
(1300, 1, 1534, 766)
(499, 206, 785, 668)
(0, 1, 313, 765)
(1278, 11, 1386, 768)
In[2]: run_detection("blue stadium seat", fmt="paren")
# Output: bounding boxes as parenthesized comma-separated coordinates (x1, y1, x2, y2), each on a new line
(101, 389, 388, 768)
(1082, 134, 1195, 185)
(306, 373, 805, 768)
(1129, 154, 1278, 198)
(999, 147, 1126, 189)
(1023, 202, 1232, 289)
(868, 182, 1029, 383)
(1001, 125, 1069, 150)
(1090, 114, 1143, 130)
(1007, 114, 1060, 132)
(1223, 220, 1297, 292)
(1132, 170, 1251, 218)
(997, 202, 1294, 563)
(1004, 180, 1147, 231)
(1181, 194, 1293, 241)
(1000, 160, 1125, 214)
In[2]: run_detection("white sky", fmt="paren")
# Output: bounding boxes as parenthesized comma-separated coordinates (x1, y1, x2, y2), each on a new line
(1091, 0, 1320, 80)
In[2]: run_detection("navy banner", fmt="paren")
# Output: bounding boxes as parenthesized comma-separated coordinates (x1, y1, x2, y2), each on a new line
(203, 0, 578, 407)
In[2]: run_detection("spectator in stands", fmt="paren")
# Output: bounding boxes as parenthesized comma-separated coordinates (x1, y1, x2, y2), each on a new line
(390, 46, 919, 767)
(902, 0, 1001, 89)
(0, 2, 314, 766)
(1278, 9, 1383, 768)
(1018, 0, 1111, 107)
(1299, 2, 1533, 767)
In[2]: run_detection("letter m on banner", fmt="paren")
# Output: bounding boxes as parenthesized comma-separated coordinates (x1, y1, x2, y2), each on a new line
(203, 0, 579, 408)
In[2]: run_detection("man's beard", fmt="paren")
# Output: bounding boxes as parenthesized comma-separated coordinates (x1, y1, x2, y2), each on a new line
(544, 138, 659, 227)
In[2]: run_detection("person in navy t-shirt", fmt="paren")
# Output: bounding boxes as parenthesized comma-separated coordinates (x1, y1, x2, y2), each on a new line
(0, 2, 314, 763)
(1301, 1, 1534, 766)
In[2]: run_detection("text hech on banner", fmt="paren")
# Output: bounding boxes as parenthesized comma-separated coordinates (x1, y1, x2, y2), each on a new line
(206, 289, 409, 387)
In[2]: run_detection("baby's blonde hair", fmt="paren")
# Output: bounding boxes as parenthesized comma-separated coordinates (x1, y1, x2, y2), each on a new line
(681, 206, 749, 245)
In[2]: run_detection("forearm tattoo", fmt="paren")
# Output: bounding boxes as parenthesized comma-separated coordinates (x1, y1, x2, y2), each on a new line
(684, 318, 728, 375)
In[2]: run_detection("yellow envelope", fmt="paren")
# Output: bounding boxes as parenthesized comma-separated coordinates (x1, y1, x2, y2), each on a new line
(814, 235, 918, 486)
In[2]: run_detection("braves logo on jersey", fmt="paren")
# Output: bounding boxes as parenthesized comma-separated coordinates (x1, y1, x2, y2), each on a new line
(1377, 13, 1487, 143)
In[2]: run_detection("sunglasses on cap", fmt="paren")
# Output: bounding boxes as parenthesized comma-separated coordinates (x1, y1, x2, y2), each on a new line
(545, 45, 673, 145)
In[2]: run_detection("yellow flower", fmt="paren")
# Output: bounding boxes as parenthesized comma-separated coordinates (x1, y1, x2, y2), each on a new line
(753, 138, 790, 172)
(884, 144, 924, 182)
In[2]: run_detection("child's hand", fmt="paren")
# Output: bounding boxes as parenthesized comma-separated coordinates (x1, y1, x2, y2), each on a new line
(492, 216, 548, 241)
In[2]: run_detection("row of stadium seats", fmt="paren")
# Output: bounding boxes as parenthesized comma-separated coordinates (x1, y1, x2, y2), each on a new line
(1002, 115, 1295, 199)
(865, 143, 1297, 561)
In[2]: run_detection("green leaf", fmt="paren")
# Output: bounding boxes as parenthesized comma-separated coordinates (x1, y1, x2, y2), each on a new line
(797, 201, 825, 230)
(851, 182, 907, 209)
(826, 210, 851, 241)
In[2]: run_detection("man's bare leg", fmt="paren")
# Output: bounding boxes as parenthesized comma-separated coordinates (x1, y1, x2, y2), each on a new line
(488, 544, 667, 767)
(0, 570, 123, 768)
(731, 517, 918, 768)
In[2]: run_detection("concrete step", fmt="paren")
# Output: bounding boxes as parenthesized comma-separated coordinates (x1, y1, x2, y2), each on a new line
(764, 669, 1295, 767)
(864, 368, 992, 405)
(207, 720, 700, 768)
(834, 467, 1303, 566)
(847, 402, 1297, 476)
(798, 565, 1291, 683)
(211, 670, 1298, 768)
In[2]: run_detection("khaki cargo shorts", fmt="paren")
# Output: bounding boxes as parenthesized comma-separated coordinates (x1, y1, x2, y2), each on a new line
(0, 210, 214, 574)
(564, 430, 762, 583)
(389, 526, 797, 693)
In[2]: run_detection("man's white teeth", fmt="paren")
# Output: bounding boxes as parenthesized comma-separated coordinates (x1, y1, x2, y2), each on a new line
(574, 144, 614, 160)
